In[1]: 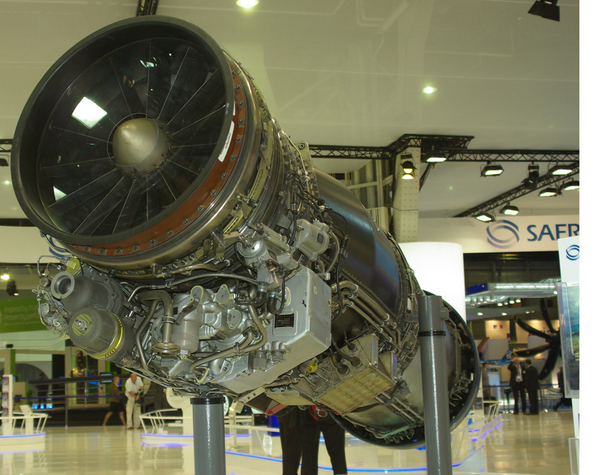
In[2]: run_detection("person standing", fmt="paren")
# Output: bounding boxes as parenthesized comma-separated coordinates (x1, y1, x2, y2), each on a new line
(103, 375, 126, 426)
(481, 362, 490, 399)
(508, 357, 527, 415)
(524, 359, 540, 415)
(300, 406, 347, 475)
(125, 373, 144, 429)
(481, 362, 492, 414)
(277, 407, 304, 475)
(553, 367, 571, 411)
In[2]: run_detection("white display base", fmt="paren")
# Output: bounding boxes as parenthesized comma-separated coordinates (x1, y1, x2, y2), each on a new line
(139, 414, 496, 474)
(0, 429, 46, 447)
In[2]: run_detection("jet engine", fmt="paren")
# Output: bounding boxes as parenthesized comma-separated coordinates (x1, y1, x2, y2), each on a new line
(11, 16, 478, 447)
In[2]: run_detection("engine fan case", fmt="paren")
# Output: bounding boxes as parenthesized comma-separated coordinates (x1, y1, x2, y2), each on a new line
(10, 17, 283, 273)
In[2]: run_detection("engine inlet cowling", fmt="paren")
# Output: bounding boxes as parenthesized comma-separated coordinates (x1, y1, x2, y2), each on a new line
(11, 16, 479, 447)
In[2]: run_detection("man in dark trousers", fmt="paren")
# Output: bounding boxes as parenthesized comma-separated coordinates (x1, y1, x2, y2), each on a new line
(300, 406, 347, 475)
(553, 367, 571, 411)
(508, 357, 527, 414)
(277, 407, 304, 475)
(524, 359, 540, 415)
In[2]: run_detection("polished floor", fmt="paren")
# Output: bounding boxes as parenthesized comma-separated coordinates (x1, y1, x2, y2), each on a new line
(0, 410, 575, 475)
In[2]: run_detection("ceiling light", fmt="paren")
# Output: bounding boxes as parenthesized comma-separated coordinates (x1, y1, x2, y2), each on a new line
(528, 0, 560, 22)
(401, 160, 416, 180)
(500, 203, 519, 216)
(560, 180, 579, 191)
(538, 187, 559, 197)
(475, 213, 495, 222)
(522, 163, 539, 189)
(426, 153, 446, 163)
(1, 273, 9, 281)
(236, 0, 259, 8)
(549, 164, 573, 175)
(423, 86, 437, 94)
(481, 163, 504, 177)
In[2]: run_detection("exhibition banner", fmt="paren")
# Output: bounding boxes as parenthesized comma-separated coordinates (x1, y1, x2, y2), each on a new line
(417, 215, 579, 253)
(0, 298, 44, 333)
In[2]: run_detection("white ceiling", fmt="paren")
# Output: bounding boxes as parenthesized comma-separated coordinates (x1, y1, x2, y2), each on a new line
(0, 0, 580, 221)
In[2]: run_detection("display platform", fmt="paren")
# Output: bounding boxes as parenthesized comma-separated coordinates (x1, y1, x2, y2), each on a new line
(138, 411, 499, 474)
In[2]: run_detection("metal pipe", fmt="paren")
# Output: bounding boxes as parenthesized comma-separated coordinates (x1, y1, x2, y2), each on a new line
(348, 302, 401, 352)
(138, 290, 178, 354)
(134, 300, 158, 370)
(338, 280, 394, 328)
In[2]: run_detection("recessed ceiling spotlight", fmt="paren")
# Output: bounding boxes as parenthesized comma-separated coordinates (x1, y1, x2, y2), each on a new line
(423, 86, 437, 94)
(236, 0, 259, 9)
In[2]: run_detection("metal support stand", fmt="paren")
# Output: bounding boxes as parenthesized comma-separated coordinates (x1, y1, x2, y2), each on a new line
(191, 396, 226, 475)
(418, 294, 453, 475)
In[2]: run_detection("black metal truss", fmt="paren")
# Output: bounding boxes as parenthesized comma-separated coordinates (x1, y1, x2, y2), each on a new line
(0, 139, 11, 153)
(309, 134, 474, 160)
(444, 149, 579, 163)
(0, 219, 34, 227)
(0, 139, 10, 167)
(454, 167, 580, 218)
(309, 135, 578, 165)
(306, 145, 391, 160)
(136, 0, 159, 16)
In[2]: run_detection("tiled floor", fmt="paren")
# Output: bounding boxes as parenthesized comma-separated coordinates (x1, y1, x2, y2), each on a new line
(0, 410, 575, 475)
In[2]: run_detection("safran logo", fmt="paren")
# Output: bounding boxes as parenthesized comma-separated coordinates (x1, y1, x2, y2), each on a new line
(566, 244, 579, 261)
(486, 219, 520, 249)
